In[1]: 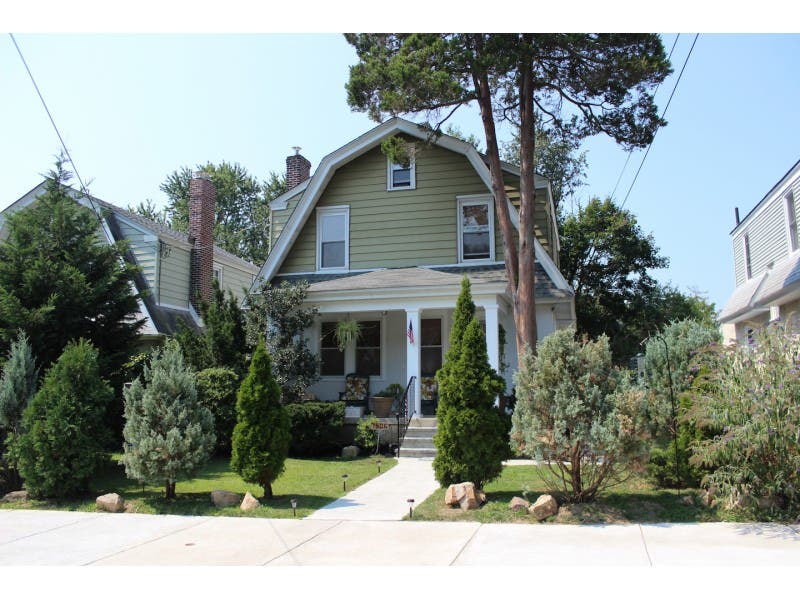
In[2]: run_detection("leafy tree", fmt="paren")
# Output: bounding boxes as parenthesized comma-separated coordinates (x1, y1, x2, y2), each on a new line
(9, 340, 112, 499)
(0, 332, 38, 492)
(160, 162, 285, 265)
(231, 339, 291, 499)
(560, 196, 693, 362)
(511, 328, 650, 502)
(121, 340, 215, 500)
(689, 323, 800, 516)
(128, 198, 168, 224)
(502, 125, 588, 216)
(174, 278, 250, 375)
(245, 280, 319, 404)
(346, 33, 671, 354)
(0, 161, 144, 386)
(433, 278, 507, 489)
(196, 367, 240, 455)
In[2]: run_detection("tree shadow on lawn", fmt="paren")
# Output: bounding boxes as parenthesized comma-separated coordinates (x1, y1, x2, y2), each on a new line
(133, 492, 336, 518)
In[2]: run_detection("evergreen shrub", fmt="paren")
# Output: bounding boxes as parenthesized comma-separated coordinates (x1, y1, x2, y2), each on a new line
(285, 401, 345, 456)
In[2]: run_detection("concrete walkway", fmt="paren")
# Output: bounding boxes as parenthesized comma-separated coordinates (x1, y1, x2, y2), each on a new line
(305, 457, 439, 521)
(0, 509, 798, 566)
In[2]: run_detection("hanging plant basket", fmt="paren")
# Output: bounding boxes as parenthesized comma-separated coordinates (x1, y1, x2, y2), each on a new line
(335, 320, 361, 351)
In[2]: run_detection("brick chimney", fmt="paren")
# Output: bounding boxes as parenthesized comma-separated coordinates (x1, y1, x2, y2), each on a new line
(188, 172, 216, 311)
(286, 147, 311, 189)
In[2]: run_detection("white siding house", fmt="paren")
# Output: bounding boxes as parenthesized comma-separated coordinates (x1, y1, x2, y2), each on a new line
(721, 159, 800, 343)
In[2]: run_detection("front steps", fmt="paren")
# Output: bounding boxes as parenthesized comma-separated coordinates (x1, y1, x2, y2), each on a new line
(400, 417, 437, 458)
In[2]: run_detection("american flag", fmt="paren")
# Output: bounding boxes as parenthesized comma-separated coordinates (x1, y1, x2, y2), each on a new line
(407, 320, 414, 344)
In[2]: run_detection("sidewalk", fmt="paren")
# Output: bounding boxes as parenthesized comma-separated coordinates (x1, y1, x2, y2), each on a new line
(0, 509, 798, 566)
(305, 456, 439, 521)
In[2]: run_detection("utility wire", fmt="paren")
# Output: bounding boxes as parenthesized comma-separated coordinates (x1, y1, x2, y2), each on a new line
(620, 33, 700, 209)
(610, 33, 681, 200)
(8, 33, 113, 243)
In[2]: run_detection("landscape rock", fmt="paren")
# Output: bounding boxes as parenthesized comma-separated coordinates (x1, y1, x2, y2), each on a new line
(341, 445, 360, 459)
(96, 493, 125, 513)
(444, 482, 484, 511)
(680, 495, 695, 506)
(509, 496, 531, 512)
(211, 490, 242, 508)
(529, 494, 558, 521)
(240, 491, 261, 511)
(2, 490, 29, 503)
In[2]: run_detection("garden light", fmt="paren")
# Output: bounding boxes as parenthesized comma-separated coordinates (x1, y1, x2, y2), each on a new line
(407, 498, 415, 518)
(342, 473, 349, 491)
(376, 459, 382, 473)
(291, 498, 297, 517)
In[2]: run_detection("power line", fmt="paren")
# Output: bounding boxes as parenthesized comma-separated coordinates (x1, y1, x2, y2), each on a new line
(620, 33, 700, 209)
(610, 33, 681, 200)
(8, 33, 113, 243)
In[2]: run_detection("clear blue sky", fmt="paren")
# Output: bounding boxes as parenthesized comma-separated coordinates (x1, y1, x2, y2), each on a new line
(2, 29, 799, 314)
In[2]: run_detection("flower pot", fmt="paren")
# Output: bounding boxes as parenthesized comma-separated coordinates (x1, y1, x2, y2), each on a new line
(370, 396, 394, 418)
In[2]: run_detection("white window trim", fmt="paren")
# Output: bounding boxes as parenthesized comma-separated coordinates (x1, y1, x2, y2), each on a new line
(743, 233, 752, 280)
(316, 205, 350, 271)
(457, 194, 495, 264)
(785, 192, 798, 253)
(387, 155, 416, 191)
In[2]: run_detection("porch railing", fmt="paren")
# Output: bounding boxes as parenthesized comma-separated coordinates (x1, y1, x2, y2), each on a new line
(395, 375, 416, 456)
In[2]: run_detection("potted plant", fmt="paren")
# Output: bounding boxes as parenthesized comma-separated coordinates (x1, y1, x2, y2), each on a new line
(335, 320, 360, 351)
(371, 384, 403, 418)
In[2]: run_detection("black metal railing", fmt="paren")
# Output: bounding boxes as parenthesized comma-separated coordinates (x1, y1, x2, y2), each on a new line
(394, 375, 416, 456)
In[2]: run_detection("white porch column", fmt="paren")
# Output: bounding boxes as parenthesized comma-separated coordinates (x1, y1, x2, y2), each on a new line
(405, 308, 421, 418)
(483, 303, 500, 373)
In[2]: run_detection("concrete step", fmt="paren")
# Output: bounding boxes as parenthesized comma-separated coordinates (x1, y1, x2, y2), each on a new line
(403, 427, 437, 438)
(400, 447, 437, 458)
(409, 417, 437, 428)
(401, 436, 437, 449)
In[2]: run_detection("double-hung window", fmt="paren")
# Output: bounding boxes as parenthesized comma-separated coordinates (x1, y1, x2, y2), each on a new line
(320, 322, 345, 376)
(355, 320, 381, 376)
(317, 206, 349, 270)
(458, 195, 494, 262)
(387, 155, 416, 190)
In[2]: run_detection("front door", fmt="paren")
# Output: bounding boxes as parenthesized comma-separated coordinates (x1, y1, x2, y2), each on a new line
(420, 318, 442, 416)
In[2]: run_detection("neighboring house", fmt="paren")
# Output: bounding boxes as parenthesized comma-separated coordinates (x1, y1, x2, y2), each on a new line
(1, 174, 260, 345)
(254, 117, 575, 416)
(720, 159, 800, 344)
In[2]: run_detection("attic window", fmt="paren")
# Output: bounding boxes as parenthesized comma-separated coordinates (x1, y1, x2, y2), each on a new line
(387, 156, 416, 190)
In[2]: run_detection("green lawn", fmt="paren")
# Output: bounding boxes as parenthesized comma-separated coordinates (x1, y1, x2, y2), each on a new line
(410, 465, 728, 524)
(4, 455, 396, 519)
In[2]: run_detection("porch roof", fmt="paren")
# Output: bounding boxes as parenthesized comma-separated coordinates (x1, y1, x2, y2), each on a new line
(272, 263, 572, 299)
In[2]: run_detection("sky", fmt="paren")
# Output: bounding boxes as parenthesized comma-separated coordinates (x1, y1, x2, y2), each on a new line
(2, 9, 799, 316)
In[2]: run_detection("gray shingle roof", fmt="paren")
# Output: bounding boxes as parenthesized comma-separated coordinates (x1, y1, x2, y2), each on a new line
(272, 263, 571, 299)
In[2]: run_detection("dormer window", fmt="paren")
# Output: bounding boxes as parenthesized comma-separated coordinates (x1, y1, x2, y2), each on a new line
(317, 206, 349, 270)
(458, 195, 495, 262)
(387, 156, 416, 190)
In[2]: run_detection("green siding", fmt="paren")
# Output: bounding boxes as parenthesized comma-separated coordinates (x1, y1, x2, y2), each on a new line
(159, 245, 190, 307)
(280, 144, 492, 273)
(217, 261, 254, 300)
(270, 190, 304, 253)
(117, 220, 158, 292)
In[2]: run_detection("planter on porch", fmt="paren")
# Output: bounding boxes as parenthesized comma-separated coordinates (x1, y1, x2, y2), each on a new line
(370, 396, 394, 418)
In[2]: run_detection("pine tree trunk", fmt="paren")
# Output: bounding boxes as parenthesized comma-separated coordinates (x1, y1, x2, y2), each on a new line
(165, 480, 176, 500)
(262, 481, 273, 500)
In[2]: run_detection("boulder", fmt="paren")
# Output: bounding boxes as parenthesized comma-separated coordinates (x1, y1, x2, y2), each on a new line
(509, 496, 531, 512)
(529, 494, 558, 521)
(680, 495, 695, 506)
(241, 491, 261, 511)
(443, 482, 483, 511)
(211, 490, 242, 508)
(2, 490, 29, 503)
(96, 493, 125, 513)
(341, 445, 360, 459)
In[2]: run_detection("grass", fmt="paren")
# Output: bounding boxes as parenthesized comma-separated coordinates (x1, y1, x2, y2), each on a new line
(3, 454, 396, 519)
(410, 465, 729, 524)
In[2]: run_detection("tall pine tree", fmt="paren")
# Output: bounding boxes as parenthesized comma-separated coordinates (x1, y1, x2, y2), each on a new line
(231, 339, 290, 499)
(9, 340, 111, 498)
(0, 160, 143, 393)
(121, 340, 215, 499)
(433, 278, 507, 489)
